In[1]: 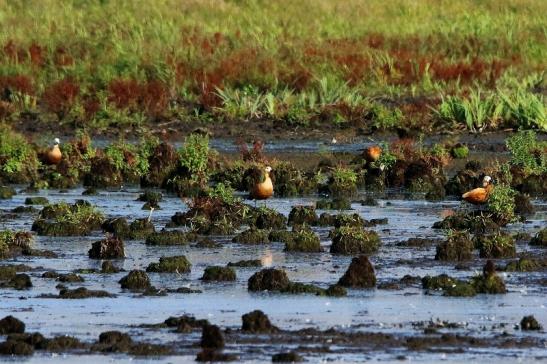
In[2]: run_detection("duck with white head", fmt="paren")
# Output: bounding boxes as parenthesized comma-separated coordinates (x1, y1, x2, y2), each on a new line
(250, 166, 274, 201)
(462, 175, 494, 205)
(46, 138, 62, 165)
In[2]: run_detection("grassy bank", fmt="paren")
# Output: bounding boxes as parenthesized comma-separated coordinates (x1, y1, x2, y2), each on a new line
(0, 0, 545, 133)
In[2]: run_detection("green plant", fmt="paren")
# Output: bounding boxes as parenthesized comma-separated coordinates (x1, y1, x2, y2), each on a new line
(0, 230, 34, 257)
(506, 131, 547, 175)
(370, 104, 403, 130)
(135, 136, 159, 176)
(331, 166, 358, 185)
(430, 143, 450, 160)
(216, 86, 265, 120)
(104, 143, 127, 172)
(372, 142, 397, 170)
(178, 134, 211, 186)
(435, 90, 502, 132)
(0, 126, 38, 174)
(451, 144, 469, 159)
(54, 202, 104, 226)
(498, 89, 546, 130)
(208, 182, 237, 205)
(487, 184, 516, 223)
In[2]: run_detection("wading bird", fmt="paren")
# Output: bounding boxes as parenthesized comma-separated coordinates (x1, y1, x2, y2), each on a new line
(250, 166, 273, 204)
(462, 176, 493, 205)
(363, 145, 382, 163)
(46, 138, 62, 165)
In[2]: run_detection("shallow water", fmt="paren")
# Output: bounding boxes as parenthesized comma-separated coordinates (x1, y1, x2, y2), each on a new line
(0, 186, 546, 362)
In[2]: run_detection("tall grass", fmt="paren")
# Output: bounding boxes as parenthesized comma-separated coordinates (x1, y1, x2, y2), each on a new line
(0, 0, 545, 130)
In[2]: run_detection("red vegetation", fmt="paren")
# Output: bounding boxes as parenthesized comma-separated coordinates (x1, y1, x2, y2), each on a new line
(28, 42, 46, 66)
(83, 97, 101, 119)
(390, 138, 419, 160)
(108, 79, 141, 110)
(237, 138, 267, 163)
(54, 46, 74, 67)
(42, 78, 80, 118)
(141, 80, 169, 117)
(2, 40, 27, 63)
(107, 78, 169, 117)
(0, 75, 34, 96)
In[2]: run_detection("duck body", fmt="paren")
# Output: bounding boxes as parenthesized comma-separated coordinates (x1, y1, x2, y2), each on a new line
(364, 145, 382, 163)
(250, 168, 273, 200)
(462, 183, 493, 205)
(46, 144, 62, 165)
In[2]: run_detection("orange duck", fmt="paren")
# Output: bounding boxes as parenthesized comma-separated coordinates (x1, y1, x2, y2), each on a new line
(250, 166, 273, 200)
(46, 138, 62, 165)
(462, 176, 493, 205)
(363, 145, 382, 163)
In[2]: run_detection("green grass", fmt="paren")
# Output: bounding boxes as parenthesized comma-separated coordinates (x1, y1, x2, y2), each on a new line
(0, 125, 38, 174)
(0, 0, 545, 131)
(506, 130, 547, 174)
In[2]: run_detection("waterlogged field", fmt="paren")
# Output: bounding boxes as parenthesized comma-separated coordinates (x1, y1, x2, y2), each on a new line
(0, 134, 546, 363)
(0, 1, 546, 361)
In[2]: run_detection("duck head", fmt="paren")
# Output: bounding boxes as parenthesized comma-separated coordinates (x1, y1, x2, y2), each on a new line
(482, 175, 492, 187)
(54, 138, 60, 146)
(265, 166, 272, 173)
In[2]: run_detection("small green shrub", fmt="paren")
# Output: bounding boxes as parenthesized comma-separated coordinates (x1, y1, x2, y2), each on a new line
(487, 184, 517, 223)
(0, 126, 38, 177)
(208, 182, 237, 205)
(178, 134, 210, 186)
(506, 131, 547, 175)
(430, 144, 450, 160)
(370, 104, 403, 130)
(451, 144, 469, 159)
(371, 142, 397, 170)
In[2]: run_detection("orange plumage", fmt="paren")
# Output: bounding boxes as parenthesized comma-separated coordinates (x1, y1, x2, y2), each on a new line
(46, 141, 62, 165)
(250, 167, 273, 200)
(364, 145, 382, 163)
(462, 177, 493, 205)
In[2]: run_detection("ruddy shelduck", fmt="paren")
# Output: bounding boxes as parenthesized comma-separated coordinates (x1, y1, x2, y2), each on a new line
(46, 138, 62, 165)
(462, 176, 493, 205)
(251, 166, 273, 200)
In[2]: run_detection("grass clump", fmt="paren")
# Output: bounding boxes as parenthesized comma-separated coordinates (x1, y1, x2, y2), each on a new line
(328, 165, 358, 197)
(435, 90, 502, 132)
(450, 144, 469, 159)
(232, 227, 270, 245)
(435, 231, 474, 261)
(498, 89, 546, 131)
(146, 256, 191, 273)
(32, 201, 104, 236)
(530, 228, 547, 247)
(201, 266, 236, 282)
(178, 134, 211, 187)
(487, 184, 517, 225)
(474, 233, 516, 258)
(330, 226, 380, 255)
(283, 226, 321, 252)
(506, 131, 546, 175)
(0, 126, 38, 182)
(0, 231, 33, 258)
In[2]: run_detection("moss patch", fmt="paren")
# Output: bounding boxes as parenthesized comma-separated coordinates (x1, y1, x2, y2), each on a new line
(330, 226, 380, 255)
(201, 266, 236, 281)
(146, 256, 191, 273)
(232, 227, 269, 245)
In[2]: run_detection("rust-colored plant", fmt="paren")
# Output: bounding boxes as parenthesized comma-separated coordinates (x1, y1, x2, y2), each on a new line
(42, 78, 80, 119)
